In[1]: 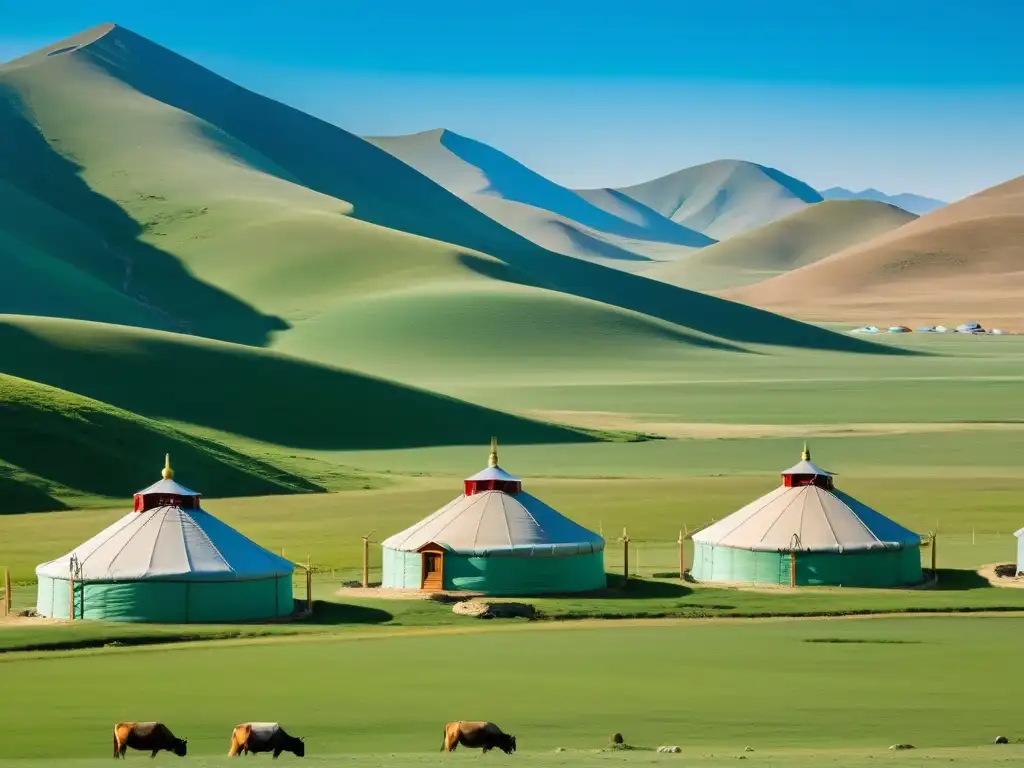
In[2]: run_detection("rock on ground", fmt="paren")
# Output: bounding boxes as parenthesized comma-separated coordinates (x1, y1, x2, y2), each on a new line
(657, 746, 681, 753)
(451, 600, 536, 619)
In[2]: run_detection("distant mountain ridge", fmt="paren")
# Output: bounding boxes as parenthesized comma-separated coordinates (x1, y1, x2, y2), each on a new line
(592, 159, 824, 240)
(367, 128, 713, 269)
(820, 186, 946, 215)
(727, 175, 1024, 328)
(646, 199, 918, 291)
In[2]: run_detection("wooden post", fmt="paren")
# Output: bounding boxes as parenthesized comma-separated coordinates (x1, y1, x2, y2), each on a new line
(3, 567, 10, 617)
(362, 536, 370, 588)
(931, 533, 937, 573)
(789, 551, 797, 588)
(306, 556, 313, 615)
(68, 569, 74, 621)
(678, 530, 685, 583)
(622, 528, 630, 588)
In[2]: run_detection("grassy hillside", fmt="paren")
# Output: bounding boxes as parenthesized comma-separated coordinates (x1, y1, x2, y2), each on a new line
(598, 159, 823, 239)
(368, 128, 712, 267)
(0, 24, 886, 369)
(646, 200, 918, 291)
(727, 175, 1024, 328)
(0, 315, 590, 452)
(0, 373, 326, 513)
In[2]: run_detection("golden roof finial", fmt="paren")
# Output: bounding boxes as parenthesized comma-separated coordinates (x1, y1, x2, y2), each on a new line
(161, 453, 174, 480)
(488, 436, 498, 467)
(801, 442, 810, 462)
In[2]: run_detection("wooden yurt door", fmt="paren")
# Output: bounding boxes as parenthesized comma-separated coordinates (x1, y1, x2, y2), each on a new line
(421, 549, 444, 590)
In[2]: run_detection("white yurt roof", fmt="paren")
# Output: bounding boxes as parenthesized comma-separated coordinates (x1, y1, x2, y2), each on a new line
(36, 460, 293, 581)
(465, 465, 521, 482)
(135, 477, 200, 496)
(780, 446, 832, 477)
(693, 485, 920, 553)
(135, 456, 199, 496)
(382, 490, 604, 556)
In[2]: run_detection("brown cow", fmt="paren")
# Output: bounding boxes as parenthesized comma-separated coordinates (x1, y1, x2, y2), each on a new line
(228, 722, 305, 758)
(441, 722, 516, 754)
(112, 722, 187, 759)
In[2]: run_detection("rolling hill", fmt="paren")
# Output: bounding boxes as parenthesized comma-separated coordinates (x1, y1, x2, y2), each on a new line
(366, 128, 713, 268)
(0, 373, 328, 513)
(0, 315, 591, 451)
(645, 200, 918, 291)
(726, 175, 1024, 328)
(0, 21, 887, 374)
(821, 187, 946, 215)
(584, 160, 823, 240)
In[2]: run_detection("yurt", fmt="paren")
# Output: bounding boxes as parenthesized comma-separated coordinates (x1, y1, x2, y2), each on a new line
(35, 456, 294, 622)
(691, 446, 922, 587)
(381, 439, 605, 595)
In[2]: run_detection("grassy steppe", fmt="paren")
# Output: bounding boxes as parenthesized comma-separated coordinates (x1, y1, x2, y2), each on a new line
(1, 616, 1021, 759)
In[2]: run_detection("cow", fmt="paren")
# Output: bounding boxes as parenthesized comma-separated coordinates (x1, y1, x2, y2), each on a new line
(112, 722, 187, 759)
(228, 722, 305, 758)
(441, 722, 516, 754)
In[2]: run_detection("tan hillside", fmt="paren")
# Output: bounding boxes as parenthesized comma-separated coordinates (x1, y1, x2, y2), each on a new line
(724, 176, 1024, 329)
(646, 200, 918, 291)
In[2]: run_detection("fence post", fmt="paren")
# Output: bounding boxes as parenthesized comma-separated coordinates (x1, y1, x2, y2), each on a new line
(789, 551, 797, 588)
(362, 536, 370, 588)
(622, 528, 630, 588)
(678, 530, 685, 583)
(3, 567, 10, 617)
(931, 533, 937, 574)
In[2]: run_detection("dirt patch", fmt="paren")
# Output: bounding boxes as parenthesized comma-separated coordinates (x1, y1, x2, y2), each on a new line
(977, 563, 1024, 588)
(0, 614, 64, 628)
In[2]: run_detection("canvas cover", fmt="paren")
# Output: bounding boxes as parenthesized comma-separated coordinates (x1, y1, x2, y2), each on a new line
(381, 490, 604, 556)
(693, 485, 920, 552)
(36, 505, 294, 581)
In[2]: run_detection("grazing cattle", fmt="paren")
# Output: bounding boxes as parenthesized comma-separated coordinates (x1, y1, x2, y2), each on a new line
(441, 722, 516, 754)
(112, 722, 187, 759)
(228, 723, 305, 758)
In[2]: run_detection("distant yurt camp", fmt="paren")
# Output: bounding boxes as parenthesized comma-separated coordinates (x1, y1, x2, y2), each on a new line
(381, 439, 605, 595)
(35, 456, 294, 622)
(691, 446, 922, 587)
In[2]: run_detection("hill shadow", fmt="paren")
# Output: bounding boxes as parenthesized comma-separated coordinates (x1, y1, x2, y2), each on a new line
(0, 376, 325, 507)
(554, 220, 656, 264)
(0, 85, 287, 346)
(439, 130, 713, 247)
(576, 187, 717, 244)
(758, 163, 824, 203)
(0, 468, 69, 513)
(0, 321, 592, 450)
(306, 600, 393, 625)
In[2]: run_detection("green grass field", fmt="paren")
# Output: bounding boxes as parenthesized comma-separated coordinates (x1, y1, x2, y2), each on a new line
(1, 616, 1022, 761)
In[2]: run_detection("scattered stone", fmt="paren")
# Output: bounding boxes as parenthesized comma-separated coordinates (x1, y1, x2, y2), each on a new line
(738, 756, 747, 760)
(341, 580, 363, 588)
(554, 747, 565, 752)
(744, 746, 754, 752)
(657, 746, 681, 754)
(452, 600, 536, 619)
(889, 744, 915, 751)
(610, 733, 624, 745)
(995, 736, 1009, 745)
(994, 564, 1017, 579)
(18, 609, 39, 618)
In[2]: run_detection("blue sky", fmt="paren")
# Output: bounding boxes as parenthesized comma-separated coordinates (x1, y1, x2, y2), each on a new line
(2, 0, 1022, 200)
